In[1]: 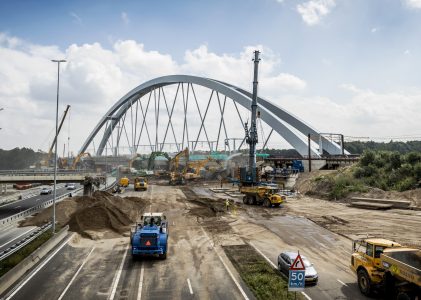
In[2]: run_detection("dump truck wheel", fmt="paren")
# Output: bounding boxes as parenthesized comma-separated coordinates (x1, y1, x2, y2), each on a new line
(264, 199, 271, 207)
(358, 269, 372, 296)
(274, 203, 280, 207)
(243, 196, 247, 204)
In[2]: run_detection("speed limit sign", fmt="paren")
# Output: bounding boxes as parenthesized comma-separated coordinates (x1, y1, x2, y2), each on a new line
(288, 270, 305, 291)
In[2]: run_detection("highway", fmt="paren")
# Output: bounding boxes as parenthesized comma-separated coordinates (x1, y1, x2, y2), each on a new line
(4, 185, 252, 300)
(0, 184, 81, 220)
(2, 184, 374, 300)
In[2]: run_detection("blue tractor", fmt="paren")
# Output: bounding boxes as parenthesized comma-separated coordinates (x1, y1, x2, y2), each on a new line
(130, 212, 168, 260)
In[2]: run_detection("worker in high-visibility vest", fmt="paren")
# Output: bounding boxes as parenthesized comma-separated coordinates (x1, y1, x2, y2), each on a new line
(225, 199, 230, 211)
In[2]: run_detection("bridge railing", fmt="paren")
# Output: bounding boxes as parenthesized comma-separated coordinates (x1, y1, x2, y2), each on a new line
(0, 169, 99, 176)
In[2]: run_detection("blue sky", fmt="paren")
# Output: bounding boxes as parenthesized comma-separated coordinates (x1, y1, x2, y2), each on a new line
(1, 0, 421, 151)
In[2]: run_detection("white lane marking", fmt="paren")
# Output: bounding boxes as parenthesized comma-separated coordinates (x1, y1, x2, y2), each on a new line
(200, 226, 248, 300)
(248, 242, 277, 269)
(187, 278, 193, 295)
(14, 206, 21, 209)
(249, 242, 313, 300)
(58, 247, 95, 300)
(137, 262, 144, 300)
(337, 279, 348, 286)
(0, 227, 34, 248)
(109, 245, 129, 300)
(5, 235, 72, 300)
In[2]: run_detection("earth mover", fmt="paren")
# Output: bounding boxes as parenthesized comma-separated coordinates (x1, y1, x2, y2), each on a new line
(130, 212, 168, 259)
(241, 185, 285, 207)
(119, 177, 129, 188)
(134, 177, 148, 191)
(350, 238, 421, 299)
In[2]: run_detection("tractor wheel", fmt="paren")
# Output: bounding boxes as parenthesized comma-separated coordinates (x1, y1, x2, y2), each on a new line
(357, 269, 372, 296)
(160, 252, 167, 260)
(248, 196, 255, 205)
(263, 199, 271, 208)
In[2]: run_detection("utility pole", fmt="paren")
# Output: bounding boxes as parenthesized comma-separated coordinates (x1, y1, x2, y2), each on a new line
(246, 50, 260, 182)
(51, 59, 66, 234)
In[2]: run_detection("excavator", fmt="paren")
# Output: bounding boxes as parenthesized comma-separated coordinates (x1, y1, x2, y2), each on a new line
(40, 105, 71, 168)
(169, 148, 189, 185)
(184, 157, 212, 180)
(147, 151, 170, 170)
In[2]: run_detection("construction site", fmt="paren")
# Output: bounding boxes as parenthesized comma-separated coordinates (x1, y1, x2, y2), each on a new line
(1, 51, 420, 300)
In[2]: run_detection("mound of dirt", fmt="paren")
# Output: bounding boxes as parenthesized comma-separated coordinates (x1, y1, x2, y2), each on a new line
(20, 191, 149, 239)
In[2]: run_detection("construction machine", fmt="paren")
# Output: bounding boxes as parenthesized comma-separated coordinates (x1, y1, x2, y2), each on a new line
(168, 148, 189, 185)
(238, 51, 284, 208)
(350, 238, 421, 299)
(147, 151, 170, 170)
(71, 152, 93, 170)
(134, 177, 148, 191)
(119, 176, 129, 187)
(130, 212, 168, 259)
(41, 105, 71, 168)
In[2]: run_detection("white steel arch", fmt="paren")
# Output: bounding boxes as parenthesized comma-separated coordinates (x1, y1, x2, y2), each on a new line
(79, 75, 345, 157)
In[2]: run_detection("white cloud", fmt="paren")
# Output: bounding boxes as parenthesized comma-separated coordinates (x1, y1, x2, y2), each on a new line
(0, 33, 305, 152)
(121, 12, 130, 25)
(404, 49, 410, 55)
(281, 85, 421, 140)
(296, 0, 336, 26)
(404, 0, 421, 9)
(371, 27, 378, 33)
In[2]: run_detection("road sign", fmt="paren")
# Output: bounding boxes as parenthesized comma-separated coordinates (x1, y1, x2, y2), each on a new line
(290, 253, 305, 270)
(288, 270, 305, 291)
(288, 253, 306, 291)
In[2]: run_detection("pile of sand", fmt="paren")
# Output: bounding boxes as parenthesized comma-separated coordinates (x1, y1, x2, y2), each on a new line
(20, 191, 149, 239)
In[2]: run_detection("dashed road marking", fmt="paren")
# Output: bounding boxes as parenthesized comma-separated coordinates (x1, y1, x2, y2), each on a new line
(137, 262, 144, 300)
(337, 279, 348, 286)
(58, 246, 95, 300)
(187, 278, 193, 295)
(302, 291, 312, 300)
(109, 245, 129, 300)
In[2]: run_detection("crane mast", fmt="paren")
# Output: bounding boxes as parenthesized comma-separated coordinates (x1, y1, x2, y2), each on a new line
(245, 50, 260, 183)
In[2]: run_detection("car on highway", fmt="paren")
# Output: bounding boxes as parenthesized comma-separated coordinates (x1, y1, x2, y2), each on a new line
(40, 187, 52, 195)
(66, 183, 76, 190)
(277, 251, 319, 285)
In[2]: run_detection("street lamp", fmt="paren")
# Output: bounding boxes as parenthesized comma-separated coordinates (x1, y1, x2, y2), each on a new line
(51, 59, 66, 234)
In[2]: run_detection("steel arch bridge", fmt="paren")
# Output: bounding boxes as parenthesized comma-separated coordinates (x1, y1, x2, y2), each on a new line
(79, 75, 345, 158)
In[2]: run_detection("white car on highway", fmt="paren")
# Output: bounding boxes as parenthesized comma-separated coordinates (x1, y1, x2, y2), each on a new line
(66, 183, 76, 190)
(40, 187, 52, 195)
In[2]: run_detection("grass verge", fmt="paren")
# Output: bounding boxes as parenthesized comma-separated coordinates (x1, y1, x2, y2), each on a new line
(223, 244, 303, 300)
(0, 230, 53, 277)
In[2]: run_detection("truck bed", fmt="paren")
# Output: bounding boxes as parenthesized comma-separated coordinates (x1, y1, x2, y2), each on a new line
(381, 248, 421, 286)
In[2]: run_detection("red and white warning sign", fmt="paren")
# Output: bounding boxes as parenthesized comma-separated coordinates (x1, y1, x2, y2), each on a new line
(145, 240, 151, 246)
(290, 254, 305, 270)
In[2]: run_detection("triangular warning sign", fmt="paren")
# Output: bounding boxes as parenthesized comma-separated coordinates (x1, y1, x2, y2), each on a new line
(145, 240, 151, 246)
(290, 254, 305, 270)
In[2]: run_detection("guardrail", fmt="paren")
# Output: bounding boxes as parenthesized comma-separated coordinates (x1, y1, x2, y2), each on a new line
(0, 223, 52, 261)
(0, 179, 116, 230)
(0, 187, 84, 229)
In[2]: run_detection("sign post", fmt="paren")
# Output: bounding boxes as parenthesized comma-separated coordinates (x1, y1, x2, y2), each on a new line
(288, 252, 306, 292)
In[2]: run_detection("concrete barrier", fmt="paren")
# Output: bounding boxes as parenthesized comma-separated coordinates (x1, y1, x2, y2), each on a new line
(0, 225, 70, 295)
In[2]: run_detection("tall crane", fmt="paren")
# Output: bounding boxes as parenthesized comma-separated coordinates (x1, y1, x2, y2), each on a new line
(42, 105, 71, 167)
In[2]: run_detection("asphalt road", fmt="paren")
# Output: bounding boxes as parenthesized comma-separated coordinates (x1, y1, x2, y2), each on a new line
(0, 225, 38, 252)
(4, 185, 252, 300)
(0, 184, 81, 220)
(1, 184, 379, 300)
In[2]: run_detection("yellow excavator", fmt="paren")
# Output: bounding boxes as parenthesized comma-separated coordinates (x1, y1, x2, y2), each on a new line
(169, 148, 189, 185)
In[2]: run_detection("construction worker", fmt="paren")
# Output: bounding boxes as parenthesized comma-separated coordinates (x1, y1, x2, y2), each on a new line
(225, 198, 230, 211)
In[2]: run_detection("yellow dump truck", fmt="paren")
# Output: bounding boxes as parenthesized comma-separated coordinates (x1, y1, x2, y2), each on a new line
(350, 238, 421, 299)
(240, 186, 285, 207)
(134, 177, 148, 191)
(119, 177, 129, 187)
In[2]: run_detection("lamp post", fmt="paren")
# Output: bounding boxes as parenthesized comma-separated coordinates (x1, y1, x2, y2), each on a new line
(51, 59, 66, 233)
